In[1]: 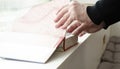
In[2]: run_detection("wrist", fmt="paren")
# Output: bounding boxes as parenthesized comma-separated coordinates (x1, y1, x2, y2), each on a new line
(84, 5, 94, 25)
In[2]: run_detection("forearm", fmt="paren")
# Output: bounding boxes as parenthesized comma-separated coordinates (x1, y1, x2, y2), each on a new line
(87, 0, 120, 29)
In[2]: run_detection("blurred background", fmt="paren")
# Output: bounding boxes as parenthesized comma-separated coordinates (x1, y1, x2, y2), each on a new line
(0, 0, 52, 11)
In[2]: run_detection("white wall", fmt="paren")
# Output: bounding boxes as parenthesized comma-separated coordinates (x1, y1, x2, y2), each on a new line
(110, 22, 120, 37)
(78, 0, 97, 4)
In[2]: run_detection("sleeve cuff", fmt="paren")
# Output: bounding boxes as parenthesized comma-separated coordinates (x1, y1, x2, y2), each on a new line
(87, 6, 103, 25)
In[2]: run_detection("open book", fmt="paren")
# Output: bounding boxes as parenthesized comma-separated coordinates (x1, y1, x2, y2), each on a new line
(0, 0, 78, 63)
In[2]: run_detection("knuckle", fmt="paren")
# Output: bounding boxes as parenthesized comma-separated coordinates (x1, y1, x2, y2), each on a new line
(71, 1, 78, 6)
(70, 1, 78, 8)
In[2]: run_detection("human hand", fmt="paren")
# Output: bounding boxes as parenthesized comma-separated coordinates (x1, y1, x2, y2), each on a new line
(54, 1, 104, 36)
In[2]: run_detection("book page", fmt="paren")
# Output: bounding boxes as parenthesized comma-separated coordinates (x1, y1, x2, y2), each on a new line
(12, 0, 67, 38)
(0, 0, 69, 63)
(0, 32, 63, 63)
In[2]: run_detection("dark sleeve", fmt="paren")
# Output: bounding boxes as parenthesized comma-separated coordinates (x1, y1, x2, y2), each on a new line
(87, 0, 120, 29)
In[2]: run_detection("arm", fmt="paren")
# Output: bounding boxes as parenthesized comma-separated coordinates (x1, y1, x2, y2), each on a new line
(87, 0, 120, 29)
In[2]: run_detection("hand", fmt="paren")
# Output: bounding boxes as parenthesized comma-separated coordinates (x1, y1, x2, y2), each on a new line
(54, 1, 104, 36)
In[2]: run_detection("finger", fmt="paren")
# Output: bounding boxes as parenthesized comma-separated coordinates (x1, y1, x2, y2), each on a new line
(60, 16, 73, 29)
(54, 6, 68, 22)
(78, 31, 86, 37)
(55, 12, 70, 28)
(56, 5, 67, 15)
(72, 23, 87, 36)
(66, 20, 81, 33)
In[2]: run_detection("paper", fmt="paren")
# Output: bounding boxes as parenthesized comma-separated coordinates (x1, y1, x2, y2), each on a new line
(0, 32, 63, 63)
(0, 0, 70, 63)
